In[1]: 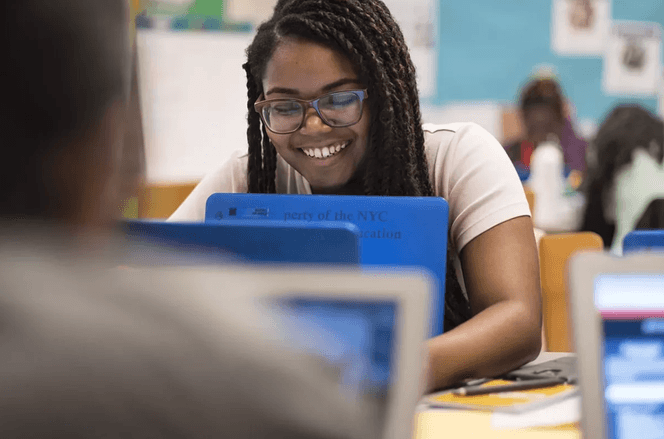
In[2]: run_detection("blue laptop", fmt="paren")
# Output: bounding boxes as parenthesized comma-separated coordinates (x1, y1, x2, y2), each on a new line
(205, 194, 449, 335)
(623, 230, 664, 254)
(122, 220, 361, 265)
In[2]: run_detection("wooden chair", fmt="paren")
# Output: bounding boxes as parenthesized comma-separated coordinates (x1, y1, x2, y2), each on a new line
(539, 232, 603, 352)
(138, 182, 199, 219)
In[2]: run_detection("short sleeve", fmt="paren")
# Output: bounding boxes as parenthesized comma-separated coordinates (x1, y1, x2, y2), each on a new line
(425, 123, 531, 251)
(169, 151, 248, 222)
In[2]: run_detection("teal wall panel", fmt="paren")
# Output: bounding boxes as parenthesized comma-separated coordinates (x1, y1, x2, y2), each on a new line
(435, 1, 663, 122)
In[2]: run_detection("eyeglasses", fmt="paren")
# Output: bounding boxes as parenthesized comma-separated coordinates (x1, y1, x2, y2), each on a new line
(254, 89, 368, 134)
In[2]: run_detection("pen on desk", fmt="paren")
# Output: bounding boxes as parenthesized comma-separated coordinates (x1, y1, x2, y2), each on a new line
(453, 377, 566, 396)
(462, 378, 491, 387)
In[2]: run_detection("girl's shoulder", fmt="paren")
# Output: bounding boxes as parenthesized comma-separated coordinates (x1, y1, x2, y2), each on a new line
(168, 151, 249, 221)
(422, 122, 506, 173)
(214, 150, 250, 188)
(422, 122, 501, 150)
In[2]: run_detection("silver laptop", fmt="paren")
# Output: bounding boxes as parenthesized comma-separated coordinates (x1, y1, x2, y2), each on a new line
(133, 264, 433, 439)
(569, 252, 664, 439)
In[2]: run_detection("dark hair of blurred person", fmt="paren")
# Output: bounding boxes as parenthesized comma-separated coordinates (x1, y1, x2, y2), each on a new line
(1, 0, 132, 229)
(0, 2, 378, 438)
(505, 77, 588, 173)
(580, 104, 664, 248)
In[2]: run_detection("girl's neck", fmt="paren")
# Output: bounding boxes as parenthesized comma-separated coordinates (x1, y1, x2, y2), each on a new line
(311, 174, 364, 195)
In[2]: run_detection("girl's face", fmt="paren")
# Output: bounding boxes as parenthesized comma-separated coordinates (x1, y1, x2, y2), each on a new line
(261, 38, 370, 192)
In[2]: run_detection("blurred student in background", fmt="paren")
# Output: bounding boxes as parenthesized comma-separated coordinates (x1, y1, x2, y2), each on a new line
(0, 1, 377, 437)
(506, 77, 588, 175)
(581, 104, 664, 252)
(172, 0, 542, 391)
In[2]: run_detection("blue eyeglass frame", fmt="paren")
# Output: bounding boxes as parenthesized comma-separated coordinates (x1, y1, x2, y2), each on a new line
(253, 89, 369, 134)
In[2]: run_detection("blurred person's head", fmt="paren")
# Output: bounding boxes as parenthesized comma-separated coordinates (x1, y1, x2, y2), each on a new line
(1, 0, 132, 229)
(519, 78, 565, 147)
(581, 104, 664, 247)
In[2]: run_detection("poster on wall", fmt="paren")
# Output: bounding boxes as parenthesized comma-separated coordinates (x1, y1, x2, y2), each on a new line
(551, 0, 611, 56)
(603, 21, 663, 97)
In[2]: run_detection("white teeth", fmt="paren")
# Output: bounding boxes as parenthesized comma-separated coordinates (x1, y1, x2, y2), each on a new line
(302, 141, 349, 159)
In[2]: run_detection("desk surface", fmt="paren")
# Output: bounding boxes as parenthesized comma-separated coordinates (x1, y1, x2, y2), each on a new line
(414, 352, 580, 439)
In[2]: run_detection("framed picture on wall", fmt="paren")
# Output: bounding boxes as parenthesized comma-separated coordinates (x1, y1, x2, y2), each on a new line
(551, 0, 611, 56)
(603, 21, 663, 97)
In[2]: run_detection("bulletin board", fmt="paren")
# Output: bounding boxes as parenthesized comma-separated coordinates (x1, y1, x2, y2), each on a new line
(435, 0, 663, 123)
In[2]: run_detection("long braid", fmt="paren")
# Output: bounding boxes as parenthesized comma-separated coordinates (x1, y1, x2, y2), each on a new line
(346, 0, 428, 195)
(244, 62, 264, 193)
(244, 0, 470, 331)
(262, 124, 277, 193)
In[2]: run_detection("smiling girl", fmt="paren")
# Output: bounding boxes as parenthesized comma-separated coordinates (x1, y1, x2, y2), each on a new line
(171, 0, 542, 391)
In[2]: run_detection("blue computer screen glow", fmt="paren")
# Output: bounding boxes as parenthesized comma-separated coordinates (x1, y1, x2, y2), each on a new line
(597, 275, 664, 439)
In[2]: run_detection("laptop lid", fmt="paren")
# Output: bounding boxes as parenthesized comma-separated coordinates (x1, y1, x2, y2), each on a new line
(132, 265, 433, 439)
(122, 220, 361, 265)
(623, 230, 664, 254)
(568, 252, 664, 439)
(205, 194, 449, 335)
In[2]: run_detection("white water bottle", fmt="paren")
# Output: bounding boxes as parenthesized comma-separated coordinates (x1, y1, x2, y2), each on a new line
(528, 136, 565, 232)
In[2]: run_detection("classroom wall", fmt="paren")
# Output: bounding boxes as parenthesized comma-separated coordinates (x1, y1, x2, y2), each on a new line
(137, 30, 252, 183)
(434, 1, 664, 128)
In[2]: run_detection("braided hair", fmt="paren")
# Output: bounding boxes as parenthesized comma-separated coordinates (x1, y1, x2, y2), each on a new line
(1, 0, 128, 220)
(581, 104, 664, 246)
(243, 0, 470, 331)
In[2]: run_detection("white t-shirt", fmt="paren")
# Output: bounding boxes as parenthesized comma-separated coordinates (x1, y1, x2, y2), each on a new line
(170, 122, 530, 253)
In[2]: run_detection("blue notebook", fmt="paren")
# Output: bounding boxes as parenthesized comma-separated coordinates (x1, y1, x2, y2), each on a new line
(205, 194, 449, 335)
(122, 220, 361, 265)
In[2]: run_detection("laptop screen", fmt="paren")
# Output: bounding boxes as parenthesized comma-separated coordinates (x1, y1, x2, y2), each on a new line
(275, 298, 396, 395)
(272, 297, 398, 437)
(595, 275, 664, 439)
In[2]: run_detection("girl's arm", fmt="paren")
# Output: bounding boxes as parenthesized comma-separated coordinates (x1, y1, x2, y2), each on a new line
(426, 215, 542, 391)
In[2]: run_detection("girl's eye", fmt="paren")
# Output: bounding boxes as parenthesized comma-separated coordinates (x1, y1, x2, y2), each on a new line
(272, 102, 301, 116)
(325, 93, 357, 108)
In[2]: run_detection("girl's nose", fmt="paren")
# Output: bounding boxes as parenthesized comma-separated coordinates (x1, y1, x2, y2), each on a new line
(299, 107, 333, 135)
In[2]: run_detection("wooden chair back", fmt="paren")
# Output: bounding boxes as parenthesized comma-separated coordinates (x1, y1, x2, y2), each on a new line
(138, 182, 198, 219)
(539, 232, 603, 352)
